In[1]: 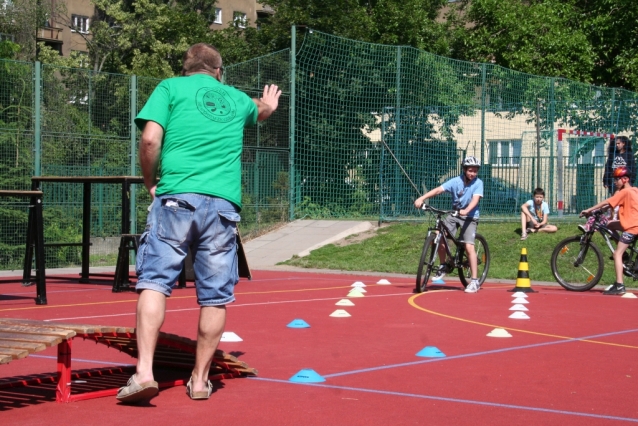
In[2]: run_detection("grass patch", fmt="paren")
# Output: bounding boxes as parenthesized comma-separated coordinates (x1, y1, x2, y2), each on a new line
(89, 252, 119, 267)
(282, 220, 626, 287)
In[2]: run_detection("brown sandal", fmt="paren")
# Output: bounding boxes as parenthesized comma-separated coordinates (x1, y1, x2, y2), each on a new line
(116, 375, 159, 403)
(186, 377, 213, 400)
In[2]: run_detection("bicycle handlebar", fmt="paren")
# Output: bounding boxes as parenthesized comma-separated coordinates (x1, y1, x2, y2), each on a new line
(421, 204, 459, 217)
(579, 208, 606, 219)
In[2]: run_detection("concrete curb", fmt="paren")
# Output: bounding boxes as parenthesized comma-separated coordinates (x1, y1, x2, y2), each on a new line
(297, 221, 374, 257)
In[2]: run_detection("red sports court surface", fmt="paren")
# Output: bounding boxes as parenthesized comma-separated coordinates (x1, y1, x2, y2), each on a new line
(1, 270, 638, 425)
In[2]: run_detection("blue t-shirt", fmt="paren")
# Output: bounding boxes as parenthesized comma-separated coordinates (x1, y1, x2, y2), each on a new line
(524, 200, 549, 222)
(441, 175, 484, 219)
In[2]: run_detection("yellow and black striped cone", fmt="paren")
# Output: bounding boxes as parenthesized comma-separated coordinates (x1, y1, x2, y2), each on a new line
(509, 248, 536, 293)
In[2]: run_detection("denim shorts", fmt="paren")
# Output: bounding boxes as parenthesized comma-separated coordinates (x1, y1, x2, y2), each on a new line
(135, 194, 240, 306)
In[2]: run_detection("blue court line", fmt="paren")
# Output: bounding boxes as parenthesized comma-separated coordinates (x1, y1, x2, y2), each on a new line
(324, 327, 638, 378)
(250, 377, 638, 423)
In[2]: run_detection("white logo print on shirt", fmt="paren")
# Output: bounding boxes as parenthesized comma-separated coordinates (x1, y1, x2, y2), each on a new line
(612, 156, 628, 168)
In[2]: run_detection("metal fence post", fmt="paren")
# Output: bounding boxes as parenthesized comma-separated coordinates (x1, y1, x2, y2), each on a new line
(288, 26, 296, 221)
(480, 63, 486, 163)
(130, 75, 137, 234)
(34, 61, 41, 177)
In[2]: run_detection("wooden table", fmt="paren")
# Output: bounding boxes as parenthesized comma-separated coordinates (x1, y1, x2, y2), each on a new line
(27, 176, 144, 284)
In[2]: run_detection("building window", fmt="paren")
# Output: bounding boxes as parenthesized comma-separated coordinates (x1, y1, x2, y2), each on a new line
(0, 33, 15, 42)
(489, 140, 521, 166)
(71, 14, 90, 34)
(233, 11, 247, 28)
(213, 8, 222, 24)
(568, 138, 605, 166)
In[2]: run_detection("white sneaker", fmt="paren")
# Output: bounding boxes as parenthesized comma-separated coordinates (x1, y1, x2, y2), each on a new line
(465, 279, 481, 293)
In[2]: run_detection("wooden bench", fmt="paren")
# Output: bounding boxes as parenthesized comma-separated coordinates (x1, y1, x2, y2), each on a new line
(0, 319, 256, 402)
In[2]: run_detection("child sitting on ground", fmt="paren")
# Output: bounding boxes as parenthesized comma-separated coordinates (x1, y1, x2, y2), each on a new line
(520, 188, 557, 240)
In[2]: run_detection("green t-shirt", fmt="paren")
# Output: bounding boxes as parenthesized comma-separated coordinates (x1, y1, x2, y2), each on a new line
(135, 74, 258, 209)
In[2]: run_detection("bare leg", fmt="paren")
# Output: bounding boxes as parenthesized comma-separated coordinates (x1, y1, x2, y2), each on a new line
(437, 244, 447, 264)
(613, 242, 629, 284)
(433, 231, 446, 264)
(190, 305, 226, 393)
(520, 212, 527, 234)
(465, 242, 478, 279)
(538, 225, 558, 233)
(135, 289, 166, 383)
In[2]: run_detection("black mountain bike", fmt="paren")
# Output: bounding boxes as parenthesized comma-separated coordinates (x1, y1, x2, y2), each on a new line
(551, 209, 638, 291)
(416, 205, 491, 293)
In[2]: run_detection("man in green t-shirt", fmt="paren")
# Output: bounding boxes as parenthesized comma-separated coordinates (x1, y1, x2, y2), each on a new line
(116, 43, 281, 403)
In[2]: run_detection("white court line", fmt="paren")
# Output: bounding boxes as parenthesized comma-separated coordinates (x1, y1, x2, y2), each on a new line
(1, 275, 412, 297)
(45, 292, 412, 322)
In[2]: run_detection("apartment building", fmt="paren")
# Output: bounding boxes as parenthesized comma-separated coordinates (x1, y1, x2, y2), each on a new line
(37, 0, 273, 58)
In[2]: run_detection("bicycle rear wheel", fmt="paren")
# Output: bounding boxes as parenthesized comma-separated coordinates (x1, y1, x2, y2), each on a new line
(416, 234, 437, 293)
(458, 234, 490, 288)
(551, 236, 603, 291)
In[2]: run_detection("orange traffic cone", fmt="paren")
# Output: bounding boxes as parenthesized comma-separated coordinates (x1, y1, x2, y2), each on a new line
(509, 248, 536, 293)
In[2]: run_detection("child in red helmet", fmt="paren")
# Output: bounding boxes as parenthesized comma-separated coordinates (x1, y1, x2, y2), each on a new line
(581, 166, 638, 295)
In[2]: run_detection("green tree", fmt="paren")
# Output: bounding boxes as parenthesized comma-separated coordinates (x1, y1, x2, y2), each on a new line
(370, 0, 449, 54)
(75, 0, 262, 75)
(257, 0, 373, 52)
(0, 41, 20, 59)
(451, 0, 594, 83)
(576, 0, 638, 91)
(449, 0, 638, 92)
(257, 0, 450, 54)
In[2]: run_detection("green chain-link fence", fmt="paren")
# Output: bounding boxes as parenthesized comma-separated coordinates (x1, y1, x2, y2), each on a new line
(290, 29, 638, 222)
(0, 27, 637, 270)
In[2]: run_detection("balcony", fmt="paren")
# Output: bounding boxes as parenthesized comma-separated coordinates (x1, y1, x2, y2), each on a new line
(36, 27, 63, 42)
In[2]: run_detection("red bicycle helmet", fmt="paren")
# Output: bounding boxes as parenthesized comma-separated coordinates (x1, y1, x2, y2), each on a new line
(613, 166, 629, 178)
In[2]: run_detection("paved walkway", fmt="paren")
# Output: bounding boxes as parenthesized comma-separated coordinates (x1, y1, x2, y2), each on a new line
(243, 220, 374, 269)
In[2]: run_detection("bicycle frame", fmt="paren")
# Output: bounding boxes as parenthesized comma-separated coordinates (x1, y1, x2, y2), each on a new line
(582, 211, 638, 277)
(586, 217, 619, 256)
(427, 210, 464, 267)
(416, 205, 490, 293)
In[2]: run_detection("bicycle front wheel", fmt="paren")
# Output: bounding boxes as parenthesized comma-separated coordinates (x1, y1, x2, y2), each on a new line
(551, 236, 603, 291)
(458, 234, 490, 288)
(416, 234, 437, 293)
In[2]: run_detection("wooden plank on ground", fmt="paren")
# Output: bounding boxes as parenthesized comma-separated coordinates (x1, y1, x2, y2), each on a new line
(53, 323, 132, 335)
(0, 340, 46, 352)
(0, 331, 62, 346)
(0, 354, 11, 364)
(0, 325, 75, 340)
(0, 319, 127, 335)
(0, 348, 30, 360)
